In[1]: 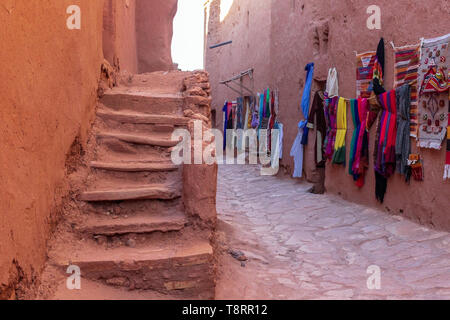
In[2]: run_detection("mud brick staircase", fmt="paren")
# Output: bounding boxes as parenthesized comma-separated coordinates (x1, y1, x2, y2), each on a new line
(47, 71, 216, 299)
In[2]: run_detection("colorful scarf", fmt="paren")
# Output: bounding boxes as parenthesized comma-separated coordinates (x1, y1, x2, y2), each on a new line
(307, 91, 327, 167)
(395, 84, 412, 180)
(356, 51, 378, 98)
(290, 63, 314, 178)
(375, 89, 398, 178)
(392, 42, 421, 137)
(445, 94, 450, 180)
(324, 96, 338, 160)
(236, 97, 244, 129)
(417, 33, 450, 149)
(371, 89, 397, 202)
(332, 97, 347, 165)
(349, 98, 370, 187)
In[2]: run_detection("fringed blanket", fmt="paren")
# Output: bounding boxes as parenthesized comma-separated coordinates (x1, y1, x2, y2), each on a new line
(349, 98, 370, 187)
(356, 51, 378, 98)
(417, 33, 450, 149)
(392, 42, 421, 137)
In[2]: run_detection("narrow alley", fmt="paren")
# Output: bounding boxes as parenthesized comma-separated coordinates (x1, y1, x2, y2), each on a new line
(215, 164, 450, 300)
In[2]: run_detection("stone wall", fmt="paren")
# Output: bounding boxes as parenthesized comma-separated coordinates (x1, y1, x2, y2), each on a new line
(204, 0, 450, 230)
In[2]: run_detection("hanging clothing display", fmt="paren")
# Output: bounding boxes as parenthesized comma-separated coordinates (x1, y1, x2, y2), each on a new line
(356, 50, 378, 98)
(445, 98, 450, 179)
(275, 122, 284, 159)
(372, 38, 385, 95)
(326, 68, 339, 98)
(392, 42, 421, 137)
(372, 89, 398, 202)
(348, 98, 370, 187)
(307, 91, 327, 167)
(236, 97, 244, 129)
(290, 63, 314, 178)
(222, 101, 231, 150)
(251, 94, 259, 129)
(332, 97, 347, 165)
(395, 84, 412, 180)
(417, 33, 450, 149)
(324, 96, 338, 160)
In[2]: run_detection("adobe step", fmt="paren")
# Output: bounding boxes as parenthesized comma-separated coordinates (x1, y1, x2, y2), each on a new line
(100, 88, 184, 115)
(97, 108, 190, 126)
(97, 132, 179, 148)
(53, 240, 214, 298)
(79, 185, 181, 202)
(76, 212, 187, 236)
(90, 161, 179, 172)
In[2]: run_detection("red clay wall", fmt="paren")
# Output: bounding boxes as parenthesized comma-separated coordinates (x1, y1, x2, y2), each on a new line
(0, 1, 104, 298)
(205, 0, 450, 230)
(205, 0, 272, 130)
(103, 0, 138, 73)
(136, 0, 178, 73)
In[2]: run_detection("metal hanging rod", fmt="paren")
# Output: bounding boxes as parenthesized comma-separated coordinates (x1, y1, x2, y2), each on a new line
(220, 68, 254, 96)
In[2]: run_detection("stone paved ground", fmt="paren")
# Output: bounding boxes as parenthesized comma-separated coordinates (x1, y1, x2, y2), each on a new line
(215, 164, 450, 300)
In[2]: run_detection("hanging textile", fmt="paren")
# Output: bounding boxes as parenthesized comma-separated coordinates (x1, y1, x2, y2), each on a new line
(348, 98, 370, 187)
(372, 38, 385, 95)
(417, 33, 450, 149)
(326, 68, 339, 98)
(222, 101, 228, 150)
(373, 89, 398, 202)
(356, 50, 378, 98)
(392, 42, 421, 137)
(236, 97, 244, 129)
(268, 90, 277, 153)
(324, 96, 338, 160)
(445, 92, 450, 180)
(300, 63, 315, 146)
(290, 63, 314, 178)
(395, 84, 412, 181)
(251, 95, 259, 129)
(332, 97, 347, 165)
(307, 91, 327, 167)
(275, 122, 284, 159)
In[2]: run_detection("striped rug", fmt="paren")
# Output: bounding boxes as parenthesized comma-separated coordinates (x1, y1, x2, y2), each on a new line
(392, 43, 421, 138)
(356, 51, 377, 99)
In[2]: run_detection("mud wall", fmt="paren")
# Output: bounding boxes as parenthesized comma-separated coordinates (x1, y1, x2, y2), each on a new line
(0, 1, 105, 298)
(205, 0, 450, 230)
(205, 0, 272, 130)
(136, 0, 178, 73)
(103, 0, 138, 73)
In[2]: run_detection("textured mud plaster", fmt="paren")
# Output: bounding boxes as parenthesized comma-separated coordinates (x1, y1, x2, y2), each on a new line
(182, 72, 218, 227)
(136, 0, 178, 73)
(205, 0, 450, 230)
(0, 0, 104, 298)
(103, 0, 138, 73)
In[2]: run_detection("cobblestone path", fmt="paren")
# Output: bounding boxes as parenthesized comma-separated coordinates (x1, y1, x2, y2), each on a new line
(215, 164, 450, 299)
